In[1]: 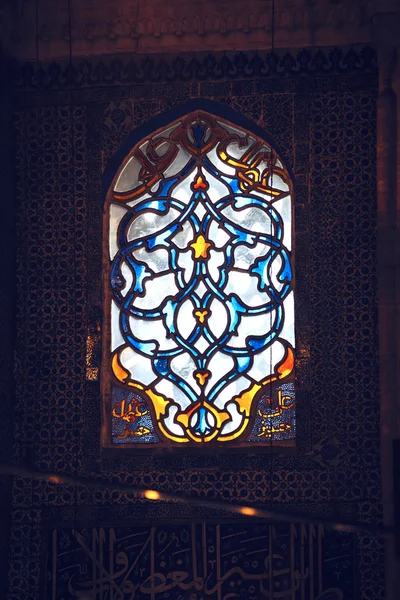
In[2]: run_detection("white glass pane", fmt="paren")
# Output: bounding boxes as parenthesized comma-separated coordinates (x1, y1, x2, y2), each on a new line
(194, 336, 210, 354)
(172, 221, 195, 249)
(224, 270, 268, 307)
(194, 202, 206, 221)
(247, 340, 286, 381)
(176, 299, 196, 339)
(204, 352, 234, 394)
(203, 169, 231, 203)
(163, 145, 192, 178)
(219, 401, 244, 435)
(170, 353, 200, 395)
(222, 204, 273, 235)
(206, 147, 236, 176)
(280, 291, 295, 347)
(127, 208, 179, 242)
(155, 381, 191, 411)
(207, 249, 225, 283)
(208, 220, 232, 248)
(162, 405, 186, 437)
(119, 261, 134, 297)
(193, 282, 207, 299)
(111, 299, 124, 351)
(269, 253, 284, 293)
(126, 193, 152, 209)
(133, 247, 169, 274)
(109, 204, 127, 260)
(214, 376, 252, 409)
(226, 311, 275, 348)
(274, 195, 292, 250)
(207, 299, 228, 340)
(128, 316, 178, 350)
(271, 172, 289, 193)
(120, 346, 157, 385)
(133, 273, 178, 310)
(114, 156, 142, 192)
(234, 242, 268, 269)
(176, 249, 194, 283)
(172, 176, 194, 205)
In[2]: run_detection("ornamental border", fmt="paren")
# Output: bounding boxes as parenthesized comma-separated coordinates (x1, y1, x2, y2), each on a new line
(10, 45, 377, 94)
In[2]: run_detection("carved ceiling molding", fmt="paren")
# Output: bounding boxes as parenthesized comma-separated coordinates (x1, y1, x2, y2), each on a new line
(11, 46, 377, 93)
(0, 0, 380, 62)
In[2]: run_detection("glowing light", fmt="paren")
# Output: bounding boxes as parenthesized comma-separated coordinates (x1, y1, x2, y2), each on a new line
(334, 524, 349, 532)
(240, 506, 257, 517)
(144, 490, 161, 501)
(48, 476, 62, 484)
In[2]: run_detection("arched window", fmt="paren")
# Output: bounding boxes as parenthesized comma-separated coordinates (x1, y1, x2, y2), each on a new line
(104, 109, 295, 446)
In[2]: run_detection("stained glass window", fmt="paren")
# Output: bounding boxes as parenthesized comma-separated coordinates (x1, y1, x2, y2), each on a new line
(105, 111, 295, 445)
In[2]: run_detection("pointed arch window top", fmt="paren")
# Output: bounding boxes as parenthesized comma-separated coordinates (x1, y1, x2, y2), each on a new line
(106, 111, 295, 445)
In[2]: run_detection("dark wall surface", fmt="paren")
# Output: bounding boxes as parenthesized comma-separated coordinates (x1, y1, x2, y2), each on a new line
(0, 50, 17, 600)
(6, 46, 383, 599)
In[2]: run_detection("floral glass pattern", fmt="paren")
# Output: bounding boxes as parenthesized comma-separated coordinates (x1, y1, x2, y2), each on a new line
(106, 111, 295, 445)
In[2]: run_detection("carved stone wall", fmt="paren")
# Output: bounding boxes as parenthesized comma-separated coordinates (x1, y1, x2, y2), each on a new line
(1, 0, 376, 60)
(0, 50, 16, 600)
(7, 45, 384, 599)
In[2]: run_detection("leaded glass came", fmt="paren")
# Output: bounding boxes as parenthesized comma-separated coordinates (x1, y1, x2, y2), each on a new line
(105, 111, 295, 445)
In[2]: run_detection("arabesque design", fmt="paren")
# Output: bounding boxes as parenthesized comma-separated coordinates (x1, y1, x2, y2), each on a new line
(108, 112, 295, 444)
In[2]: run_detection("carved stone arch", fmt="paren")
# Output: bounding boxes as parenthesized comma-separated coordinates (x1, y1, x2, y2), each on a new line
(137, 18, 154, 37)
(160, 17, 177, 36)
(206, 14, 227, 35)
(182, 15, 198, 34)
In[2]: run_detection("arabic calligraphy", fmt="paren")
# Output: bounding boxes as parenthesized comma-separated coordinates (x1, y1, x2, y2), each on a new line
(48, 523, 354, 599)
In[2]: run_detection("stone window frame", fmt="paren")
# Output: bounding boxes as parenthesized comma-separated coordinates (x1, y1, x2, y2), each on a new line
(82, 98, 311, 469)
(101, 103, 297, 450)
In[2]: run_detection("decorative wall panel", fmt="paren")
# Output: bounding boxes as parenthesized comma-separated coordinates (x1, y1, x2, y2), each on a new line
(8, 45, 382, 600)
(47, 522, 355, 600)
